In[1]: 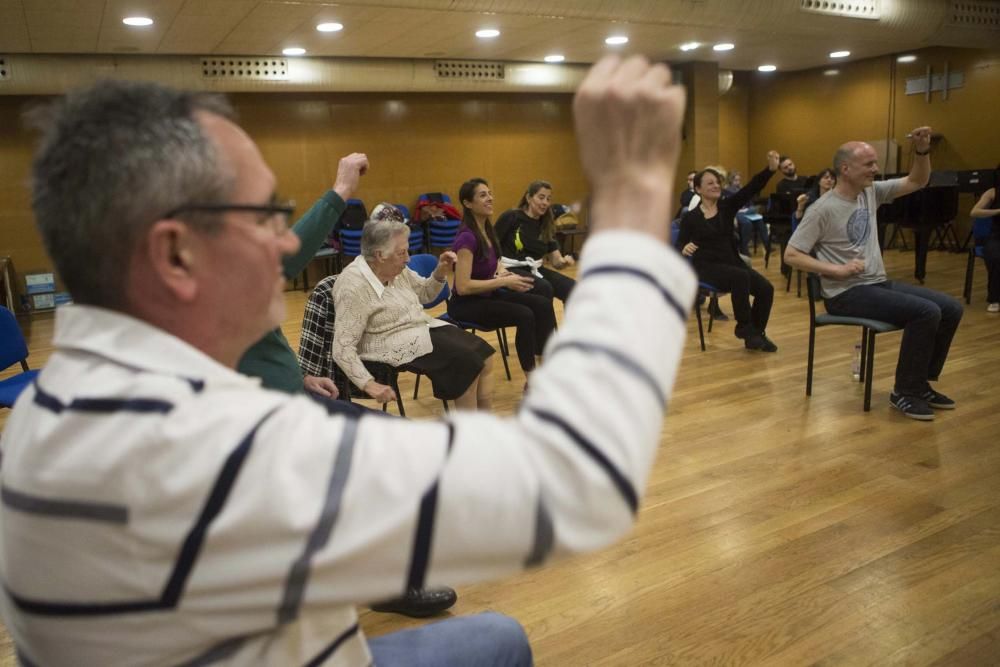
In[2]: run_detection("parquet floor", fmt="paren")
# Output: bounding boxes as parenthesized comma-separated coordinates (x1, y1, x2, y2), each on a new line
(2, 244, 998, 665)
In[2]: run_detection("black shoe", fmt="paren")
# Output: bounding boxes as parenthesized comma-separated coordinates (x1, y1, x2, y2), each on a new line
(707, 303, 729, 321)
(371, 587, 458, 618)
(889, 392, 934, 421)
(745, 333, 777, 352)
(734, 323, 752, 340)
(918, 387, 955, 409)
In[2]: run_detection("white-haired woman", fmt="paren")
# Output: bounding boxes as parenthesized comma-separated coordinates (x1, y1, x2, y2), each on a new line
(331, 204, 495, 410)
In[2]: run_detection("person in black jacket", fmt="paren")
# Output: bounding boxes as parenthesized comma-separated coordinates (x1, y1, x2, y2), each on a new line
(676, 151, 781, 351)
(494, 180, 576, 303)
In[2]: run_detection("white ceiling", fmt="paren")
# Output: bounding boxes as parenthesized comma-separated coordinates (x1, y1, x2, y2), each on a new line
(0, 0, 997, 72)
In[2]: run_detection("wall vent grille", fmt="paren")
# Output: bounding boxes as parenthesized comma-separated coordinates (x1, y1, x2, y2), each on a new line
(0, 57, 9, 80)
(435, 60, 505, 80)
(949, 1, 1000, 28)
(201, 58, 288, 80)
(799, 0, 880, 20)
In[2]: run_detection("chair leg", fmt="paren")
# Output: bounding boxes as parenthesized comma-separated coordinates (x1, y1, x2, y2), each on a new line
(413, 374, 422, 399)
(964, 250, 975, 304)
(859, 329, 868, 383)
(707, 294, 715, 333)
(497, 328, 512, 381)
(695, 300, 706, 351)
(796, 270, 802, 298)
(863, 329, 876, 412)
(785, 266, 793, 293)
(441, 400, 449, 413)
(806, 324, 816, 396)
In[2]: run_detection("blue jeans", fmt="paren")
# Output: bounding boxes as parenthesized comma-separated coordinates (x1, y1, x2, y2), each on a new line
(824, 280, 963, 395)
(737, 211, 769, 256)
(368, 612, 533, 666)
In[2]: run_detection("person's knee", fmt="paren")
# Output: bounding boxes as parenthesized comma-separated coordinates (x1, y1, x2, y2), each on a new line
(475, 612, 533, 665)
(940, 295, 964, 323)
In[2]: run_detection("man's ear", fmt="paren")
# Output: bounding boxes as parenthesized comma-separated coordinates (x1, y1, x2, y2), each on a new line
(143, 219, 200, 302)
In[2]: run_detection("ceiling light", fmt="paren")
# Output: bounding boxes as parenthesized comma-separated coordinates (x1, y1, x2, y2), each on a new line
(823, 69, 840, 76)
(897, 54, 917, 63)
(758, 64, 777, 72)
(605, 36, 629, 45)
(713, 43, 735, 52)
(122, 17, 153, 27)
(830, 50, 850, 58)
(476, 29, 500, 38)
(680, 42, 701, 51)
(316, 22, 343, 33)
(282, 47, 306, 56)
(544, 54, 565, 63)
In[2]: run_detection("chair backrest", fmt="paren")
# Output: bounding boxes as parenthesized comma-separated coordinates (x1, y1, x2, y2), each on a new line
(805, 273, 823, 324)
(428, 218, 462, 247)
(972, 216, 993, 243)
(406, 254, 450, 308)
(339, 228, 363, 257)
(394, 203, 411, 221)
(417, 192, 452, 205)
(669, 220, 680, 247)
(0, 306, 30, 371)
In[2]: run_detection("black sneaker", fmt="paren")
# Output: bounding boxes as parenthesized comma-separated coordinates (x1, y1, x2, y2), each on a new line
(889, 392, 935, 421)
(918, 388, 955, 410)
(745, 333, 777, 353)
(708, 304, 729, 321)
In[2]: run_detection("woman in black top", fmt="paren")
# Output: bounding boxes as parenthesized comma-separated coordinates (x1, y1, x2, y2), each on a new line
(676, 150, 781, 351)
(494, 180, 576, 303)
(970, 164, 1000, 311)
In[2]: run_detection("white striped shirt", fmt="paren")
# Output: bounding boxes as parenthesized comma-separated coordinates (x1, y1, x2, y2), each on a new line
(0, 231, 695, 666)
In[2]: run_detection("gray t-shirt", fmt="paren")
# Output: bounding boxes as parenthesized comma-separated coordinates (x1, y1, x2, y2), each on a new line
(788, 178, 902, 299)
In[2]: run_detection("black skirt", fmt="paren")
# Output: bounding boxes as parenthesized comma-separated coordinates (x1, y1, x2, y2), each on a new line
(401, 325, 495, 400)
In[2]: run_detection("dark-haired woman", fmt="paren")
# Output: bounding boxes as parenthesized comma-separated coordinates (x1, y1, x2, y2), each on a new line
(675, 150, 781, 351)
(495, 180, 576, 303)
(793, 168, 837, 226)
(447, 178, 557, 376)
(970, 164, 1000, 312)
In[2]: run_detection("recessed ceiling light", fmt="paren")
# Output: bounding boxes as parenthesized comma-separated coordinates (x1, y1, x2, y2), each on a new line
(476, 29, 500, 38)
(897, 54, 917, 63)
(830, 50, 851, 58)
(713, 43, 735, 51)
(544, 54, 565, 63)
(680, 42, 701, 51)
(282, 47, 306, 56)
(122, 17, 153, 27)
(758, 64, 777, 72)
(317, 22, 343, 33)
(605, 36, 629, 45)
(823, 69, 840, 76)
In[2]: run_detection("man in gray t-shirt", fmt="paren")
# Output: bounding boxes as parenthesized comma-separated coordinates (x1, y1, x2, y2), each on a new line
(785, 129, 963, 421)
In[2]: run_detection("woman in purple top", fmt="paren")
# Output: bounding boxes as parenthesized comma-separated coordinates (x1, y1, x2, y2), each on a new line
(447, 177, 557, 378)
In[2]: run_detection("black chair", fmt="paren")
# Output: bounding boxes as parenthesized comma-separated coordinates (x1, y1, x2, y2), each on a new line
(805, 274, 901, 412)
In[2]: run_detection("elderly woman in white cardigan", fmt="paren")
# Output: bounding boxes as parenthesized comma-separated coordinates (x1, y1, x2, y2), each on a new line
(332, 204, 496, 410)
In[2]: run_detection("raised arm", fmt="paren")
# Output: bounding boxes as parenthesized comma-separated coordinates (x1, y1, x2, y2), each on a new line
(893, 127, 932, 199)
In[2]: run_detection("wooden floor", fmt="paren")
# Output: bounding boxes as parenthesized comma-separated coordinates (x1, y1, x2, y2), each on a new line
(2, 246, 999, 665)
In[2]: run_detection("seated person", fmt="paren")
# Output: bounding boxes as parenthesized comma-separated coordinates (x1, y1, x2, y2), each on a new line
(727, 172, 770, 257)
(785, 128, 963, 421)
(447, 178, 557, 379)
(792, 167, 837, 227)
(494, 179, 577, 303)
(676, 152, 781, 352)
(332, 204, 495, 411)
(969, 164, 1000, 312)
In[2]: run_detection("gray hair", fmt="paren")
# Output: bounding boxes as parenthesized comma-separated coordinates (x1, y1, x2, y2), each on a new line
(833, 145, 856, 173)
(361, 219, 410, 262)
(27, 79, 235, 309)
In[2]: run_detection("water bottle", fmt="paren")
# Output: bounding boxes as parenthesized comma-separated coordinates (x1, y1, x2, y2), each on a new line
(851, 342, 862, 381)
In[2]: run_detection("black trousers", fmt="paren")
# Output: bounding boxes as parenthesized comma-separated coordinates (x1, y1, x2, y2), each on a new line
(509, 266, 576, 303)
(695, 261, 774, 335)
(447, 290, 556, 372)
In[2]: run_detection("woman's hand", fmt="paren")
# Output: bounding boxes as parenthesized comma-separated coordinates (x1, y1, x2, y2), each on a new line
(796, 193, 809, 208)
(502, 273, 535, 292)
(682, 242, 698, 257)
(364, 380, 397, 404)
(767, 150, 781, 172)
(433, 251, 457, 280)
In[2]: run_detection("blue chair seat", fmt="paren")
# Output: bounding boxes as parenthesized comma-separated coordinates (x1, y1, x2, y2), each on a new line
(0, 369, 39, 408)
(815, 314, 899, 333)
(1, 305, 40, 409)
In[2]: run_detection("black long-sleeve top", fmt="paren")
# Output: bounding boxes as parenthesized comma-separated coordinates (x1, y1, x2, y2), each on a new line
(494, 208, 559, 260)
(675, 166, 775, 269)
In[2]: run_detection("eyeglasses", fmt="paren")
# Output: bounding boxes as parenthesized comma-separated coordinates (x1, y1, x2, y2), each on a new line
(165, 199, 296, 235)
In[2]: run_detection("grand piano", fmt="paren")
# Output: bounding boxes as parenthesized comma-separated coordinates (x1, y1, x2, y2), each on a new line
(879, 172, 960, 283)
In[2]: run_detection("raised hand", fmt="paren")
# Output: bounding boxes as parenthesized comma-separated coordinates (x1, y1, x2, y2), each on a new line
(333, 152, 369, 201)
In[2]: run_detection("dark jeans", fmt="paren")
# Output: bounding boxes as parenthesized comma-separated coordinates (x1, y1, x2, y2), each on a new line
(448, 290, 556, 373)
(984, 237, 1000, 303)
(696, 261, 774, 335)
(825, 280, 963, 395)
(510, 266, 576, 303)
(737, 211, 770, 256)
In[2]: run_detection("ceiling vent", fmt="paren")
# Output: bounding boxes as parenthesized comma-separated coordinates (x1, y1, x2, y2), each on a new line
(435, 60, 505, 80)
(799, 0, 881, 20)
(948, 1, 1000, 28)
(201, 58, 288, 80)
(0, 57, 9, 80)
